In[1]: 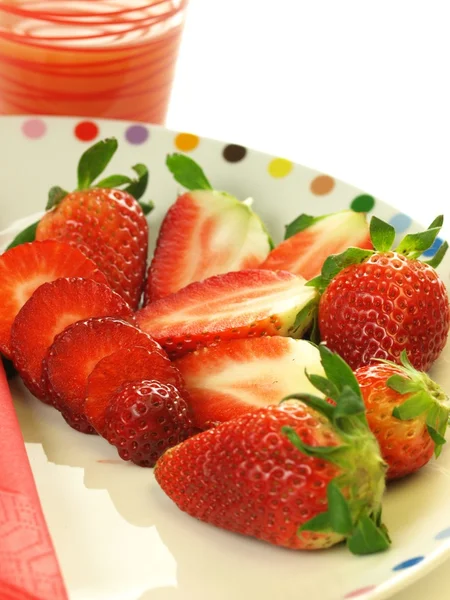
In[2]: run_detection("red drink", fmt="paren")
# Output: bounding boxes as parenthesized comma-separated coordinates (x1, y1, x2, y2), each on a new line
(0, 1, 188, 123)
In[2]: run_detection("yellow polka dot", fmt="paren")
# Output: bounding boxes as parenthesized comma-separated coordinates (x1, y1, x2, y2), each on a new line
(310, 175, 335, 195)
(268, 158, 293, 178)
(174, 132, 200, 152)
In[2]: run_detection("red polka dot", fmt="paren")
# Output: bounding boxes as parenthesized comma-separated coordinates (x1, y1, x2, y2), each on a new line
(75, 121, 99, 142)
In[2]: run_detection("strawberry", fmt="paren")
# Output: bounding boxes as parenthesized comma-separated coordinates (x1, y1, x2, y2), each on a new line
(155, 345, 390, 554)
(44, 317, 163, 434)
(0, 240, 107, 358)
(354, 351, 449, 480)
(104, 379, 196, 467)
(260, 210, 372, 280)
(136, 269, 318, 359)
(312, 215, 450, 370)
(10, 278, 133, 402)
(8, 138, 153, 309)
(175, 336, 324, 429)
(144, 154, 271, 303)
(84, 345, 186, 435)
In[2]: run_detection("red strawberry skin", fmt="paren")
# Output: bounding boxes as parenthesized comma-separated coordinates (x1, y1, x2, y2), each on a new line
(355, 363, 437, 480)
(44, 317, 162, 433)
(84, 345, 186, 435)
(136, 269, 317, 359)
(318, 252, 450, 370)
(36, 188, 148, 309)
(0, 240, 107, 358)
(10, 278, 133, 402)
(104, 380, 196, 467)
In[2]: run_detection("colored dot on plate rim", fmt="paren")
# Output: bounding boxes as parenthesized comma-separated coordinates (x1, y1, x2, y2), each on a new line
(344, 585, 377, 598)
(310, 174, 335, 195)
(125, 124, 149, 145)
(223, 144, 247, 163)
(422, 236, 444, 257)
(268, 158, 293, 178)
(436, 527, 450, 540)
(22, 118, 47, 139)
(389, 212, 412, 233)
(74, 120, 99, 142)
(350, 194, 375, 213)
(393, 556, 425, 571)
(175, 132, 200, 152)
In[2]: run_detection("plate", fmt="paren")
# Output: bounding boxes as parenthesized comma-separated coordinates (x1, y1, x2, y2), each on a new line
(1, 115, 450, 600)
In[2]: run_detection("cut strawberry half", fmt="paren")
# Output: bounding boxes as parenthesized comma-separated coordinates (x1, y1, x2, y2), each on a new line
(84, 346, 186, 435)
(136, 269, 318, 359)
(10, 277, 133, 401)
(175, 336, 324, 429)
(43, 317, 165, 433)
(260, 210, 372, 280)
(144, 190, 271, 303)
(0, 240, 107, 358)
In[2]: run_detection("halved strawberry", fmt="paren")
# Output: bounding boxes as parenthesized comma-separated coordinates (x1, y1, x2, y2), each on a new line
(84, 346, 186, 435)
(136, 269, 318, 359)
(44, 318, 165, 433)
(260, 210, 372, 280)
(10, 278, 132, 401)
(145, 190, 271, 303)
(175, 337, 324, 429)
(0, 240, 107, 358)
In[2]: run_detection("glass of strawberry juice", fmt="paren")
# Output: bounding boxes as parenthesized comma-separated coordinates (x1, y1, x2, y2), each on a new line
(0, 0, 188, 123)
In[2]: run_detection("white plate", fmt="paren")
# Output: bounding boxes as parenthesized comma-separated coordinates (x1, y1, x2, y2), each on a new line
(1, 115, 449, 600)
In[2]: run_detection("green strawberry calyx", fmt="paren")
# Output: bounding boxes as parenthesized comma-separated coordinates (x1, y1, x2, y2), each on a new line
(281, 344, 391, 555)
(307, 214, 448, 293)
(7, 138, 153, 250)
(382, 350, 450, 457)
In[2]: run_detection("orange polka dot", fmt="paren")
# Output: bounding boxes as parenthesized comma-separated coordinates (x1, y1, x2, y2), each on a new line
(175, 133, 200, 152)
(310, 175, 335, 195)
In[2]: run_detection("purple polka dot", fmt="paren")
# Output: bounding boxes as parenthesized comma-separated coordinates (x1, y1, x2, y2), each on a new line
(393, 556, 424, 571)
(125, 125, 149, 145)
(22, 118, 47, 139)
(344, 586, 377, 598)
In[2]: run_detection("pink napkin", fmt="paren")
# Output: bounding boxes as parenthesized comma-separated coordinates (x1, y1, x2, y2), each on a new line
(0, 362, 68, 600)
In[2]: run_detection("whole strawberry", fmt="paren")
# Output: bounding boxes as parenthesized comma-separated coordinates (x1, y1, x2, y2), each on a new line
(155, 345, 390, 554)
(312, 216, 449, 370)
(104, 379, 196, 467)
(8, 138, 153, 309)
(354, 351, 449, 480)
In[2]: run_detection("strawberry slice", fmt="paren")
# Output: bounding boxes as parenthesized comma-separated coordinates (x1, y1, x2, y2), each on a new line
(260, 210, 372, 280)
(0, 240, 107, 358)
(43, 317, 166, 433)
(136, 269, 318, 359)
(175, 336, 324, 429)
(10, 278, 132, 401)
(84, 346, 186, 435)
(145, 190, 271, 303)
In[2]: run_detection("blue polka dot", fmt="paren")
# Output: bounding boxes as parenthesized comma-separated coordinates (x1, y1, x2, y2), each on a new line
(422, 237, 444, 257)
(436, 527, 450, 540)
(393, 556, 425, 571)
(389, 213, 412, 233)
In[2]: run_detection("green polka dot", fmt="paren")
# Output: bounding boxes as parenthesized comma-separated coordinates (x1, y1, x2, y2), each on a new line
(351, 194, 375, 212)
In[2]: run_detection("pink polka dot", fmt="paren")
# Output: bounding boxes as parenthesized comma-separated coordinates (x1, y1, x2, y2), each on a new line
(344, 586, 377, 598)
(22, 118, 47, 139)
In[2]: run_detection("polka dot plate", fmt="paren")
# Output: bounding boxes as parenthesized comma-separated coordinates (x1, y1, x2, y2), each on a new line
(1, 116, 449, 600)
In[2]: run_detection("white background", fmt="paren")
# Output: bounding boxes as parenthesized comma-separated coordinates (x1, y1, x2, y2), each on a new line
(167, 1, 450, 598)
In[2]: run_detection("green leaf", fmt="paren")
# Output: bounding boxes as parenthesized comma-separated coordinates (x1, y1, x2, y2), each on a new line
(309, 247, 373, 291)
(392, 391, 432, 420)
(284, 213, 326, 240)
(424, 240, 448, 269)
(289, 297, 318, 336)
(427, 425, 446, 457)
(166, 153, 212, 191)
(46, 186, 68, 210)
(77, 138, 118, 190)
(347, 514, 391, 555)
(327, 481, 353, 535)
(428, 215, 444, 229)
(306, 373, 339, 401)
(396, 226, 442, 258)
(298, 511, 332, 533)
(386, 374, 418, 395)
(317, 345, 362, 398)
(426, 404, 449, 457)
(281, 426, 344, 458)
(333, 386, 366, 423)
(281, 393, 335, 421)
(369, 216, 396, 252)
(124, 164, 149, 200)
(95, 174, 132, 188)
(138, 200, 154, 216)
(6, 220, 39, 250)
